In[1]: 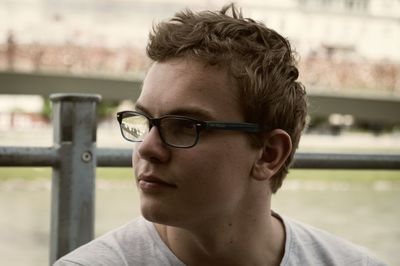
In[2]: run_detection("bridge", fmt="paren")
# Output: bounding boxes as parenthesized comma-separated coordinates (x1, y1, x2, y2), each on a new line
(1, 71, 400, 124)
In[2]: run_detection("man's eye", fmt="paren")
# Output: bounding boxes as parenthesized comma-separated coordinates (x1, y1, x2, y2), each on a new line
(163, 119, 196, 135)
(173, 120, 195, 131)
(179, 120, 195, 129)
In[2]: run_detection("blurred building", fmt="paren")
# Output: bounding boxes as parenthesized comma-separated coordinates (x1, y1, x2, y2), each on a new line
(1, 0, 399, 61)
(0, 95, 46, 130)
(0, 0, 399, 129)
(244, 0, 400, 62)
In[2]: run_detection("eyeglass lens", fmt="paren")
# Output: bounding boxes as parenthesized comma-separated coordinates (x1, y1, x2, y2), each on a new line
(121, 113, 199, 147)
(160, 117, 198, 147)
(121, 115, 149, 141)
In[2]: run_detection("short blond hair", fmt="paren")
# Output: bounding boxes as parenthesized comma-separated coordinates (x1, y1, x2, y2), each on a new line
(146, 4, 308, 193)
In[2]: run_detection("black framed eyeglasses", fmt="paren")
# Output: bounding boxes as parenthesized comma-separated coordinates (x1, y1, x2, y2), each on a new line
(117, 111, 262, 148)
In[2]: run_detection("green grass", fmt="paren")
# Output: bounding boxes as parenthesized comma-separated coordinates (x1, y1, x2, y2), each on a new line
(0, 167, 52, 180)
(96, 168, 134, 180)
(0, 167, 399, 182)
(0, 167, 133, 181)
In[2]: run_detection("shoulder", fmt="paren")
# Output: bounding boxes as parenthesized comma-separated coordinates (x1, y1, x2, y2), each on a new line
(53, 217, 147, 266)
(278, 215, 387, 266)
(53, 216, 184, 266)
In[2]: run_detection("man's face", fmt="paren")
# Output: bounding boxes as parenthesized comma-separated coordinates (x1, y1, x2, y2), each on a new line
(133, 58, 260, 228)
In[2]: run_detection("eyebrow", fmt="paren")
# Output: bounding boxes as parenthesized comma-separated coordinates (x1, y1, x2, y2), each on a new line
(135, 102, 216, 121)
(134, 102, 151, 115)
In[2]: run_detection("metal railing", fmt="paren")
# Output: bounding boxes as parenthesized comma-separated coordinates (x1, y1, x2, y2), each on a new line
(0, 93, 399, 265)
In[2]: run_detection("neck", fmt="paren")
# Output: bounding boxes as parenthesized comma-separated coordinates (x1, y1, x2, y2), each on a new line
(155, 200, 285, 266)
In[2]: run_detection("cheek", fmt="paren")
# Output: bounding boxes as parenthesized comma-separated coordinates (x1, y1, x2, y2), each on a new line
(174, 150, 250, 217)
(132, 146, 138, 163)
(177, 142, 253, 194)
(132, 145, 141, 175)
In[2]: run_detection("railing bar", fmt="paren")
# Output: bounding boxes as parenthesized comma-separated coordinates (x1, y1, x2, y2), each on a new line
(0, 146, 399, 169)
(96, 148, 132, 167)
(0, 146, 59, 167)
(97, 149, 400, 169)
(293, 153, 400, 169)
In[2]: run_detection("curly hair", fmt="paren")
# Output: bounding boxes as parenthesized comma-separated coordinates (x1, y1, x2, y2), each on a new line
(146, 4, 308, 193)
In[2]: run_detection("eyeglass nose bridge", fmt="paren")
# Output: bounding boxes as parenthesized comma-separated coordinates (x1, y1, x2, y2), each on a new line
(144, 117, 167, 145)
(147, 117, 162, 131)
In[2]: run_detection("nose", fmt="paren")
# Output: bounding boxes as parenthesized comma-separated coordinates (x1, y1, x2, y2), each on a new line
(136, 126, 170, 163)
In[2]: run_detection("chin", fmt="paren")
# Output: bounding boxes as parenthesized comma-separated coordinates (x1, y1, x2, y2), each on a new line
(140, 200, 172, 225)
(140, 204, 190, 229)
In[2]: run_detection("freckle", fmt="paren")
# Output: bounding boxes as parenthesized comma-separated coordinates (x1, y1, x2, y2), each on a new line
(228, 223, 232, 227)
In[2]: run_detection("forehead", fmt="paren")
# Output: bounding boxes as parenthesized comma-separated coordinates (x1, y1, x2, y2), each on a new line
(137, 58, 243, 120)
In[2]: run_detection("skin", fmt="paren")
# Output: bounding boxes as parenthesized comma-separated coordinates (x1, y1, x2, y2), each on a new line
(132, 57, 292, 266)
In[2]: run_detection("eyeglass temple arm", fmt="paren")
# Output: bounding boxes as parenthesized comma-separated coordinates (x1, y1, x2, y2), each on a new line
(203, 122, 262, 133)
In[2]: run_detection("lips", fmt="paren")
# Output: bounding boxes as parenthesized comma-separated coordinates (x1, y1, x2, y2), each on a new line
(138, 174, 177, 190)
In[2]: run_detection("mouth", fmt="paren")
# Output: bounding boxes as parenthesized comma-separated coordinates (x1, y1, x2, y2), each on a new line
(137, 175, 177, 190)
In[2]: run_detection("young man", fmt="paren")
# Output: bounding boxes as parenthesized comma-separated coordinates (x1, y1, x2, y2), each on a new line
(55, 4, 386, 266)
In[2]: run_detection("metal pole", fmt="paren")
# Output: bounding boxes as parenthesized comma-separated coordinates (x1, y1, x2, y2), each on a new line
(97, 148, 132, 167)
(0, 146, 399, 169)
(293, 152, 400, 169)
(49, 93, 101, 264)
(0, 146, 58, 166)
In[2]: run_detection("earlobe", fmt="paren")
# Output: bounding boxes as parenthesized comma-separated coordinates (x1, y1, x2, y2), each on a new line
(251, 129, 292, 181)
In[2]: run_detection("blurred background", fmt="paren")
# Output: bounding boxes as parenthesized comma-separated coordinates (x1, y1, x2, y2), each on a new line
(0, 0, 399, 265)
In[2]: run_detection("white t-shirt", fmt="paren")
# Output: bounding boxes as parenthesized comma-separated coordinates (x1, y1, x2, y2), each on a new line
(54, 214, 386, 266)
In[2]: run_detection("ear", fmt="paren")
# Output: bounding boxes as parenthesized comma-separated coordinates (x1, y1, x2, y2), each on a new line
(251, 129, 292, 181)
